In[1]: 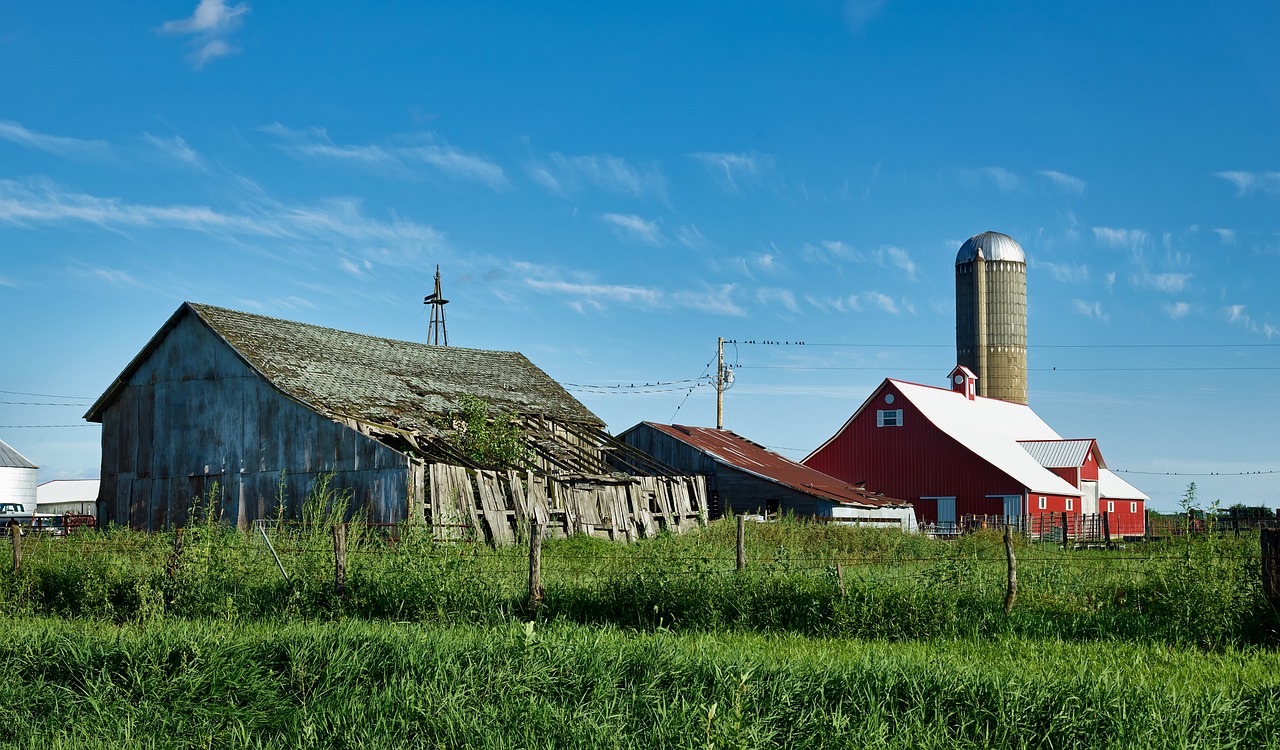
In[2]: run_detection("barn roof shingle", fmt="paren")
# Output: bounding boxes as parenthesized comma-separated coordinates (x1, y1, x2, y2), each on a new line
(86, 303, 603, 430)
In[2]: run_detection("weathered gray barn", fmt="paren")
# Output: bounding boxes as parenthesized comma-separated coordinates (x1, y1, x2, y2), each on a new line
(618, 422, 916, 529)
(86, 303, 702, 536)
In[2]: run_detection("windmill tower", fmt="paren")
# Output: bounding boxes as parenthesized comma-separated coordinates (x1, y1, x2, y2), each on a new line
(955, 231, 1027, 404)
(424, 265, 449, 346)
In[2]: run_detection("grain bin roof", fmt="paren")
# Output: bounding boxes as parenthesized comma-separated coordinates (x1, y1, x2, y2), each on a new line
(85, 302, 603, 429)
(955, 231, 1025, 264)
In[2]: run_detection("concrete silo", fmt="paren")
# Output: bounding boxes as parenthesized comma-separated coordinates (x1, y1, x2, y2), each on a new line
(955, 231, 1027, 404)
(0, 438, 39, 513)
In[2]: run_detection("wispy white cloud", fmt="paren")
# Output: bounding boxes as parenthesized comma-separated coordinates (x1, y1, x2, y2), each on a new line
(800, 240, 915, 279)
(690, 152, 775, 194)
(141, 133, 203, 169)
(157, 0, 249, 69)
(526, 278, 662, 307)
(1092, 227, 1148, 251)
(339, 258, 375, 278)
(1215, 170, 1280, 197)
(814, 291, 903, 315)
(526, 152, 665, 199)
(1039, 170, 1086, 195)
(844, 0, 888, 31)
(713, 252, 782, 279)
(514, 262, 745, 316)
(0, 121, 112, 159)
(601, 213, 663, 245)
(1070, 299, 1107, 321)
(1164, 301, 1192, 320)
(671, 285, 745, 316)
(90, 268, 141, 287)
(755, 287, 800, 313)
(958, 166, 1023, 192)
(263, 124, 508, 189)
(1135, 271, 1191, 293)
(676, 224, 708, 249)
(881, 245, 916, 280)
(1039, 261, 1089, 283)
(1223, 304, 1277, 337)
(1213, 228, 1235, 244)
(0, 178, 447, 253)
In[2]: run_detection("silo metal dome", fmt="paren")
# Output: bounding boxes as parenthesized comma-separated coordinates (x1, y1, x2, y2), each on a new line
(955, 231, 1026, 265)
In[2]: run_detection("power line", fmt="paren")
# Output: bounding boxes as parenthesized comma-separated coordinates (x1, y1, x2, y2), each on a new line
(670, 350, 718, 422)
(562, 377, 712, 390)
(0, 401, 92, 407)
(0, 389, 93, 400)
(1114, 469, 1280, 477)
(735, 365, 1280, 372)
(724, 340, 1280, 349)
(0, 424, 98, 428)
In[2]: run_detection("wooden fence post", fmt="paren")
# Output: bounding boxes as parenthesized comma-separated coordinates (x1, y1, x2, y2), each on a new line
(1003, 525, 1017, 614)
(333, 523, 347, 597)
(10, 524, 20, 573)
(528, 521, 544, 609)
(736, 515, 746, 572)
(1061, 511, 1068, 550)
(167, 527, 185, 579)
(1101, 512, 1112, 549)
(1262, 529, 1280, 609)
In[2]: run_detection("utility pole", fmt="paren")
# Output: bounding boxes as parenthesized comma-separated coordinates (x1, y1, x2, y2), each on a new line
(716, 336, 724, 429)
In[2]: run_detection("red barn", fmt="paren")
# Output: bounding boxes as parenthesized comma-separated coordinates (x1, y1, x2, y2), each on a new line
(803, 366, 1147, 536)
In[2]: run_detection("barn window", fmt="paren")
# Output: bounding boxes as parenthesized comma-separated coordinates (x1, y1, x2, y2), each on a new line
(1107, 500, 1115, 513)
(876, 409, 903, 427)
(1038, 496, 1047, 510)
(1066, 497, 1074, 511)
(1130, 501, 1137, 513)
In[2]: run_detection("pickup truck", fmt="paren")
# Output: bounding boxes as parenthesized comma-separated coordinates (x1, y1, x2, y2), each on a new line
(0, 503, 65, 535)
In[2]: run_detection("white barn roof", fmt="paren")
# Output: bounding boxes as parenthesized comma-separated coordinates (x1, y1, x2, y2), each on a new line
(1098, 469, 1149, 502)
(37, 479, 101, 505)
(891, 380, 1082, 496)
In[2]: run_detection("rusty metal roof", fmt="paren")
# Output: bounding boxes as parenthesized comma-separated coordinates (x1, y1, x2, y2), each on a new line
(86, 303, 603, 429)
(642, 422, 908, 508)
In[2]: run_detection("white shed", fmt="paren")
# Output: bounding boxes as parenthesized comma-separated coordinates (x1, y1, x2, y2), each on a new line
(37, 479, 100, 516)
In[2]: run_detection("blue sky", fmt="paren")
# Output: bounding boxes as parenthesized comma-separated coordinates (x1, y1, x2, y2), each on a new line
(2, 1, 1279, 512)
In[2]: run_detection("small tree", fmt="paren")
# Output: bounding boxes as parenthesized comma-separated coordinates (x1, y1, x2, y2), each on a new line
(442, 394, 530, 469)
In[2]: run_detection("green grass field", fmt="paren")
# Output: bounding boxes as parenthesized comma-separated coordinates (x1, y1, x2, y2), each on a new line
(1, 617, 1278, 749)
(1, 517, 1277, 747)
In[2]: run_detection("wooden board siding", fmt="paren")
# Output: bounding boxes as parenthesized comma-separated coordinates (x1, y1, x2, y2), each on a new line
(426, 463, 706, 544)
(98, 314, 410, 530)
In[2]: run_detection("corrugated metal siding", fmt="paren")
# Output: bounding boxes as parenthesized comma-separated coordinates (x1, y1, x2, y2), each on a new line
(803, 382, 1035, 522)
(98, 314, 412, 530)
(1019, 439, 1093, 469)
